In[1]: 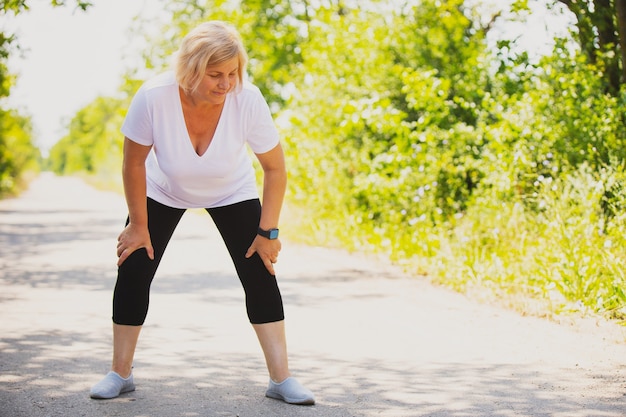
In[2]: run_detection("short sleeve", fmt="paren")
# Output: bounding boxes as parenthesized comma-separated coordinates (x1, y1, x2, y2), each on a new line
(245, 88, 280, 154)
(121, 84, 154, 146)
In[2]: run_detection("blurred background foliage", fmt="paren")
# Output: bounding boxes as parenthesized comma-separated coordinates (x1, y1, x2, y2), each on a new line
(2, 0, 626, 321)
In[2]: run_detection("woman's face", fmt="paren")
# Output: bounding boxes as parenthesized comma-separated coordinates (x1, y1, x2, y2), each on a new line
(195, 57, 239, 104)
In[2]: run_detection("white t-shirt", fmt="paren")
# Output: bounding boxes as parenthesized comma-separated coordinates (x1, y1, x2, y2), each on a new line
(121, 71, 280, 209)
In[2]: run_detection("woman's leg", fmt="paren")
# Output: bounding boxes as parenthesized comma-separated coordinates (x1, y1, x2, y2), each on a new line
(111, 324, 143, 378)
(112, 199, 186, 326)
(93, 199, 185, 397)
(207, 200, 289, 378)
(252, 320, 290, 382)
(208, 200, 314, 405)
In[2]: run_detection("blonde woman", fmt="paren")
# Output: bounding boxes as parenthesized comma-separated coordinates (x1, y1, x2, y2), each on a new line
(89, 21, 314, 406)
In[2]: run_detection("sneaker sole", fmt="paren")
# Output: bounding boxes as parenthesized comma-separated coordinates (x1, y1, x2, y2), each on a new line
(266, 391, 315, 405)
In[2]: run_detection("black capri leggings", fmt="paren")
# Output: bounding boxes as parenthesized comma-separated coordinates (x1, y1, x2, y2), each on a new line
(112, 197, 284, 325)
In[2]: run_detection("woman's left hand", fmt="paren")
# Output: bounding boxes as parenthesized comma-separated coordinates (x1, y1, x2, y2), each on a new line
(245, 235, 282, 275)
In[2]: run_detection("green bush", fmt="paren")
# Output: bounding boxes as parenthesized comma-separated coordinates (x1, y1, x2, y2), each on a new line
(0, 108, 40, 196)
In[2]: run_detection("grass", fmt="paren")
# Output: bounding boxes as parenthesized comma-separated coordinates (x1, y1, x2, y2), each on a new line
(283, 163, 626, 324)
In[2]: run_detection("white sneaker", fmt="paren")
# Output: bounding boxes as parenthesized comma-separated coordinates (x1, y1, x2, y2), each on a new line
(265, 377, 315, 405)
(90, 371, 135, 399)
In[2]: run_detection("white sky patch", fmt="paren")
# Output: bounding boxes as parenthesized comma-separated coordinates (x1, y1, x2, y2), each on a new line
(4, 0, 163, 153)
(476, 0, 576, 58)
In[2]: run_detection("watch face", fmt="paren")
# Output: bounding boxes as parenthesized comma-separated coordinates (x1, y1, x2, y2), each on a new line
(269, 229, 279, 239)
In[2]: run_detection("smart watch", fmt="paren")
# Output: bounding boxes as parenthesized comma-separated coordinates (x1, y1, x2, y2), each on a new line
(257, 227, 279, 240)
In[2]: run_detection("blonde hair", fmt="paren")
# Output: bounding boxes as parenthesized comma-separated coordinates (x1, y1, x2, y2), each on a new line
(175, 21, 248, 94)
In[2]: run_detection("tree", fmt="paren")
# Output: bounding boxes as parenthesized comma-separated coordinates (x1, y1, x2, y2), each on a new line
(617, 0, 626, 82)
(554, 0, 626, 94)
(47, 96, 126, 175)
(0, 107, 39, 195)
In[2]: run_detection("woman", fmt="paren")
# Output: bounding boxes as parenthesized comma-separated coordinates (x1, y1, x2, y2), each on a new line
(89, 20, 315, 406)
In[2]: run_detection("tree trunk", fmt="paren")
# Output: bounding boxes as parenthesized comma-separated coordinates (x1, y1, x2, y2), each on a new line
(594, 0, 621, 93)
(616, 0, 626, 86)
(557, 0, 597, 63)
(557, 0, 623, 94)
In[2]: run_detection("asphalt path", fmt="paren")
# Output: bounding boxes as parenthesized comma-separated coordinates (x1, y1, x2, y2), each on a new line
(1, 173, 626, 417)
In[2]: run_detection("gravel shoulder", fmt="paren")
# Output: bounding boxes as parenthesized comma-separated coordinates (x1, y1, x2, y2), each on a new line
(1, 172, 626, 417)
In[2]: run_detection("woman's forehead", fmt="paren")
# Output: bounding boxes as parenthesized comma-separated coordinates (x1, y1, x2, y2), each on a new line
(206, 57, 239, 73)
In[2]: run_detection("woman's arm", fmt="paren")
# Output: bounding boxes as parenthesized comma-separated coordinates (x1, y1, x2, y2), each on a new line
(116, 137, 154, 266)
(245, 143, 287, 275)
(257, 143, 287, 231)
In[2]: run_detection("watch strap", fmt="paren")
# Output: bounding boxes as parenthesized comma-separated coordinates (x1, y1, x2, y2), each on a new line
(257, 227, 279, 239)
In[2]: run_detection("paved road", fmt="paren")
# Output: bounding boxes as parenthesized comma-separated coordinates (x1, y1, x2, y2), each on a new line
(1, 173, 626, 417)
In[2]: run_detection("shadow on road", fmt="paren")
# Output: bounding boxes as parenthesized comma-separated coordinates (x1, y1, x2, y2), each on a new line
(2, 326, 623, 416)
(2, 174, 626, 416)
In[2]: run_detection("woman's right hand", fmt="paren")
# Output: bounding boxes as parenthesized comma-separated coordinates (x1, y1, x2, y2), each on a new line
(116, 223, 154, 266)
